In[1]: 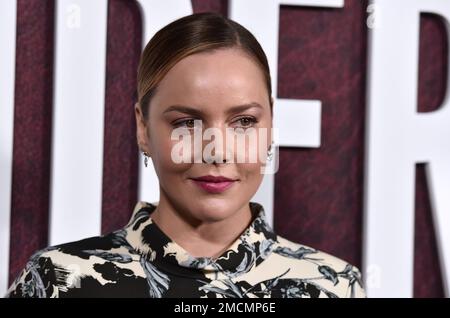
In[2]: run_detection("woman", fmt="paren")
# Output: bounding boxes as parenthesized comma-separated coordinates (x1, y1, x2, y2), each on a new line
(6, 12, 365, 298)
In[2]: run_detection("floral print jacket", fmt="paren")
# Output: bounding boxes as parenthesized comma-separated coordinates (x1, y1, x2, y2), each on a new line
(5, 201, 365, 298)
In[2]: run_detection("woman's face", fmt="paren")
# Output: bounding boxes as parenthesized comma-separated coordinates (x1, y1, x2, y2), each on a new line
(135, 48, 273, 223)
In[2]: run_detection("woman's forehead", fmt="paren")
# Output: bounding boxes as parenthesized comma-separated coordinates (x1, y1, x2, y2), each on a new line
(155, 49, 267, 99)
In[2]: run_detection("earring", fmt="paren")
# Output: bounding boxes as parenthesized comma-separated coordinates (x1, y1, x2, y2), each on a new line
(267, 142, 274, 162)
(143, 151, 149, 167)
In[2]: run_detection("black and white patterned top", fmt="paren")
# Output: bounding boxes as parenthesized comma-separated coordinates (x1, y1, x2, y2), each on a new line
(5, 201, 365, 298)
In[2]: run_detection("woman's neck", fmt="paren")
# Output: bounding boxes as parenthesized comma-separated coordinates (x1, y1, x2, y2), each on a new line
(150, 193, 253, 259)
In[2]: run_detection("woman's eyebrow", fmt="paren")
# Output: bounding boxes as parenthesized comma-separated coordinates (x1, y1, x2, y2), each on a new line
(163, 102, 263, 116)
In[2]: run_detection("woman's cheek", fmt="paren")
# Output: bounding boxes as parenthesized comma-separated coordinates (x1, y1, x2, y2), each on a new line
(161, 139, 192, 172)
(239, 161, 264, 184)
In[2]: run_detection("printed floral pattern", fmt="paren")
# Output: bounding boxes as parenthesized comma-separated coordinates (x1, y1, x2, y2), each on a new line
(5, 201, 365, 298)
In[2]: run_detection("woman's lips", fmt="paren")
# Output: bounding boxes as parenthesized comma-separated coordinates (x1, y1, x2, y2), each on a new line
(190, 179, 236, 194)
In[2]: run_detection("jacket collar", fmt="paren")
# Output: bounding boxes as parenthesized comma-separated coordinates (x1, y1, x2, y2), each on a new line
(124, 201, 278, 277)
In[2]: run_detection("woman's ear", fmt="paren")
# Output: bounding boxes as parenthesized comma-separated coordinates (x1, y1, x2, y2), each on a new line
(134, 102, 151, 156)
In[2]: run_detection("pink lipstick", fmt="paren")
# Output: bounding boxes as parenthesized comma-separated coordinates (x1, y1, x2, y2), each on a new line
(190, 175, 237, 194)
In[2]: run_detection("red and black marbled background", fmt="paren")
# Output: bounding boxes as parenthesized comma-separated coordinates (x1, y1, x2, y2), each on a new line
(8, 0, 446, 297)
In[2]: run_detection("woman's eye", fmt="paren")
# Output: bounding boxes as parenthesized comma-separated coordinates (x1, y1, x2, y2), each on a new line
(173, 117, 257, 129)
(173, 119, 196, 128)
(234, 116, 258, 128)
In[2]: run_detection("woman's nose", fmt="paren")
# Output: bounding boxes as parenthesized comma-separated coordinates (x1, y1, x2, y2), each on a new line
(200, 124, 233, 164)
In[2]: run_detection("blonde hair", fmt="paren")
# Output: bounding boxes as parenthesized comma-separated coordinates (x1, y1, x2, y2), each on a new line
(136, 12, 273, 120)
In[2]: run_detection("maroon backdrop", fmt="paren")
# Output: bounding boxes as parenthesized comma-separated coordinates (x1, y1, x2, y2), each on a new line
(9, 0, 446, 297)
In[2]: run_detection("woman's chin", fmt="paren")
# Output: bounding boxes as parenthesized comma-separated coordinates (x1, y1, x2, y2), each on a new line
(189, 199, 237, 223)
